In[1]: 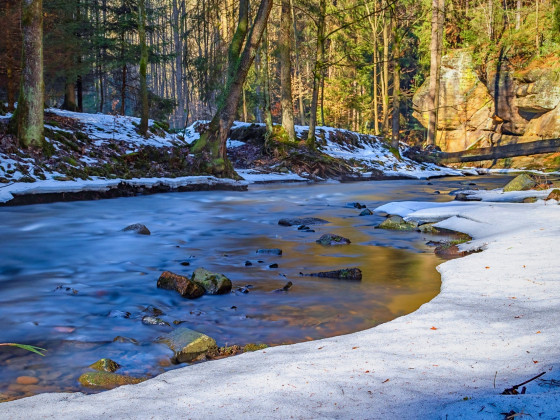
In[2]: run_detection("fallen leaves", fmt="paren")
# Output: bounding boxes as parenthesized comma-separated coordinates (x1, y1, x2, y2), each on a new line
(430, 326, 438, 330)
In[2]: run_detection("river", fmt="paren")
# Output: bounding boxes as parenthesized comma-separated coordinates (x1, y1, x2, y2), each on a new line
(0, 175, 511, 401)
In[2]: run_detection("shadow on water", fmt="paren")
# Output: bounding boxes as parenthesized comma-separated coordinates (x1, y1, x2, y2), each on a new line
(0, 175, 511, 400)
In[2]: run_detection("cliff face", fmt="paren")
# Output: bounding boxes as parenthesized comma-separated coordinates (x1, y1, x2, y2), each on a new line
(413, 49, 560, 158)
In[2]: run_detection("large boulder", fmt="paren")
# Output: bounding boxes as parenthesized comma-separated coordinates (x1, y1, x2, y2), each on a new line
(503, 174, 537, 192)
(191, 268, 232, 295)
(157, 271, 205, 299)
(157, 327, 218, 363)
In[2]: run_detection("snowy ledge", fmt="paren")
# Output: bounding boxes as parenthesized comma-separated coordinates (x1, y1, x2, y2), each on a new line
(3, 198, 560, 418)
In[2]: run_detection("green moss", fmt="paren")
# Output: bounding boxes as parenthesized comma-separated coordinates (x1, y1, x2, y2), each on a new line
(243, 343, 268, 352)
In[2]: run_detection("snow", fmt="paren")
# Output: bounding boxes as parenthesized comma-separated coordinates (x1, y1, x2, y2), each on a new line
(3, 195, 560, 419)
(453, 188, 555, 202)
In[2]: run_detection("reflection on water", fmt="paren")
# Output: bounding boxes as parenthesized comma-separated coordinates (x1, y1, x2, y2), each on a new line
(0, 175, 510, 401)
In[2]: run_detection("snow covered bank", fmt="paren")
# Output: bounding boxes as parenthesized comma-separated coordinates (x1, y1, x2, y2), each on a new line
(3, 198, 559, 419)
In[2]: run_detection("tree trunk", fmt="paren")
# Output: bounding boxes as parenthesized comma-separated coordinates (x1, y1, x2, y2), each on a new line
(7, 67, 16, 112)
(12, 0, 44, 149)
(291, 0, 305, 126)
(262, 25, 273, 135)
(280, 0, 296, 142)
(307, 0, 326, 148)
(516, 0, 521, 30)
(391, 29, 400, 151)
(426, 0, 444, 146)
(382, 3, 391, 133)
(191, 0, 274, 178)
(139, 0, 149, 136)
(365, 1, 380, 135)
(62, 80, 78, 111)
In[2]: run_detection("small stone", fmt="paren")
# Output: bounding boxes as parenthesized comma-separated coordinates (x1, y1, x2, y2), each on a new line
(122, 223, 151, 235)
(237, 287, 250, 294)
(435, 244, 466, 259)
(180, 261, 190, 266)
(359, 209, 373, 216)
(523, 197, 538, 203)
(455, 192, 482, 202)
(273, 281, 293, 292)
(142, 316, 170, 327)
(434, 191, 441, 195)
(244, 261, 253, 266)
(268, 263, 279, 268)
(418, 223, 439, 234)
(545, 189, 560, 201)
(297, 225, 309, 230)
(142, 305, 164, 317)
(112, 336, 139, 345)
(243, 343, 268, 352)
(191, 268, 232, 295)
(89, 358, 121, 373)
(346, 202, 367, 209)
(316, 233, 351, 246)
(108, 310, 131, 319)
(278, 217, 329, 226)
(157, 327, 218, 364)
(302, 268, 362, 280)
(157, 271, 205, 299)
(503, 174, 537, 192)
(256, 248, 283, 256)
(16, 376, 39, 386)
(78, 372, 144, 389)
(378, 215, 418, 231)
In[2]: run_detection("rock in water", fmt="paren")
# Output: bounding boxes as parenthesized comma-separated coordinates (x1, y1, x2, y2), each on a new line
(78, 372, 144, 389)
(378, 215, 418, 231)
(503, 174, 537, 192)
(273, 281, 293, 292)
(191, 268, 232, 295)
(256, 248, 283, 256)
(122, 223, 151, 235)
(142, 316, 170, 327)
(278, 217, 329, 226)
(359, 209, 373, 216)
(157, 327, 217, 363)
(303, 268, 362, 280)
(89, 358, 121, 373)
(157, 271, 205, 299)
(346, 202, 367, 209)
(316, 234, 351, 246)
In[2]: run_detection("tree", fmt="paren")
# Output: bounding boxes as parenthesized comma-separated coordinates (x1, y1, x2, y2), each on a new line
(426, 0, 445, 146)
(307, 0, 326, 147)
(191, 0, 274, 178)
(138, 0, 149, 135)
(12, 0, 44, 149)
(280, 0, 296, 142)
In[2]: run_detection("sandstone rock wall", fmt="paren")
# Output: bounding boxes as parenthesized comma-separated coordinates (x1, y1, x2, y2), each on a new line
(413, 49, 560, 155)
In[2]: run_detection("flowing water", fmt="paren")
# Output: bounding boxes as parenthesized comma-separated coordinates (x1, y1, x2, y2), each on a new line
(0, 175, 511, 401)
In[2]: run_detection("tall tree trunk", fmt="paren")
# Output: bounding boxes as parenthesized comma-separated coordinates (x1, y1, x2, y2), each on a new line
(139, 0, 149, 135)
(262, 25, 273, 136)
(191, 0, 274, 178)
(62, 80, 78, 111)
(307, 0, 326, 147)
(280, 0, 296, 141)
(382, 3, 391, 133)
(426, 0, 445, 146)
(12, 0, 44, 149)
(391, 32, 400, 151)
(172, 0, 185, 127)
(7, 67, 16, 111)
(516, 0, 521, 29)
(291, 0, 305, 126)
(365, 1, 380, 135)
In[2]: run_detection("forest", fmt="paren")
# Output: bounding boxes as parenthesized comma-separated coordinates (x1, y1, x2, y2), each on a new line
(2, 1, 560, 171)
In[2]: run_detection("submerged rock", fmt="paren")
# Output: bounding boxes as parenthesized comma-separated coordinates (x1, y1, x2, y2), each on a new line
(89, 358, 121, 373)
(503, 174, 537, 192)
(359, 209, 373, 216)
(122, 223, 151, 235)
(316, 233, 351, 246)
(278, 217, 329, 226)
(78, 372, 144, 389)
(417, 223, 439, 234)
(454, 192, 482, 202)
(378, 215, 418, 231)
(142, 316, 170, 327)
(302, 268, 362, 280)
(191, 268, 232, 295)
(256, 248, 283, 256)
(346, 202, 366, 209)
(273, 281, 293, 292)
(157, 271, 205, 299)
(157, 327, 218, 363)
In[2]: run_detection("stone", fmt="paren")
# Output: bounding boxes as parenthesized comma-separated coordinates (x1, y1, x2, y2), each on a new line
(244, 261, 253, 266)
(359, 209, 373, 216)
(78, 372, 144, 389)
(157, 271, 205, 299)
(256, 248, 283, 256)
(418, 223, 440, 234)
(523, 197, 538, 203)
(191, 268, 232, 295)
(455, 192, 482, 202)
(122, 223, 151, 235)
(142, 316, 170, 327)
(346, 202, 366, 209)
(268, 263, 279, 269)
(278, 217, 329, 226)
(316, 233, 351, 246)
(157, 327, 217, 363)
(16, 376, 39, 386)
(243, 344, 268, 352)
(546, 189, 560, 201)
(89, 358, 121, 373)
(273, 281, 293, 292)
(435, 243, 467, 259)
(378, 215, 418, 231)
(503, 174, 537, 192)
(303, 268, 362, 281)
(112, 336, 139, 345)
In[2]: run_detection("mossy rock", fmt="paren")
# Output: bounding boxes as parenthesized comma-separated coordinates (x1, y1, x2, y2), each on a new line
(243, 343, 268, 352)
(157, 271, 205, 299)
(378, 215, 418, 231)
(503, 174, 537, 192)
(546, 189, 560, 201)
(157, 327, 217, 363)
(316, 234, 351, 246)
(78, 372, 145, 389)
(418, 223, 440, 234)
(191, 268, 232, 295)
(89, 358, 121, 373)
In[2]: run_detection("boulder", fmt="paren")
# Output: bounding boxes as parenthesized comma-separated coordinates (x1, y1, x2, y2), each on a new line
(78, 372, 144, 389)
(546, 189, 560, 201)
(503, 174, 537, 192)
(157, 327, 218, 363)
(278, 217, 329, 226)
(316, 233, 351, 246)
(303, 268, 362, 280)
(256, 248, 283, 256)
(378, 215, 418, 231)
(191, 268, 232, 295)
(89, 358, 121, 373)
(122, 223, 151, 235)
(157, 271, 205, 299)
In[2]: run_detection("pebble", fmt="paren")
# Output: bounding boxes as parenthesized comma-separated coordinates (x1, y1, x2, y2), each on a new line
(16, 376, 39, 385)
